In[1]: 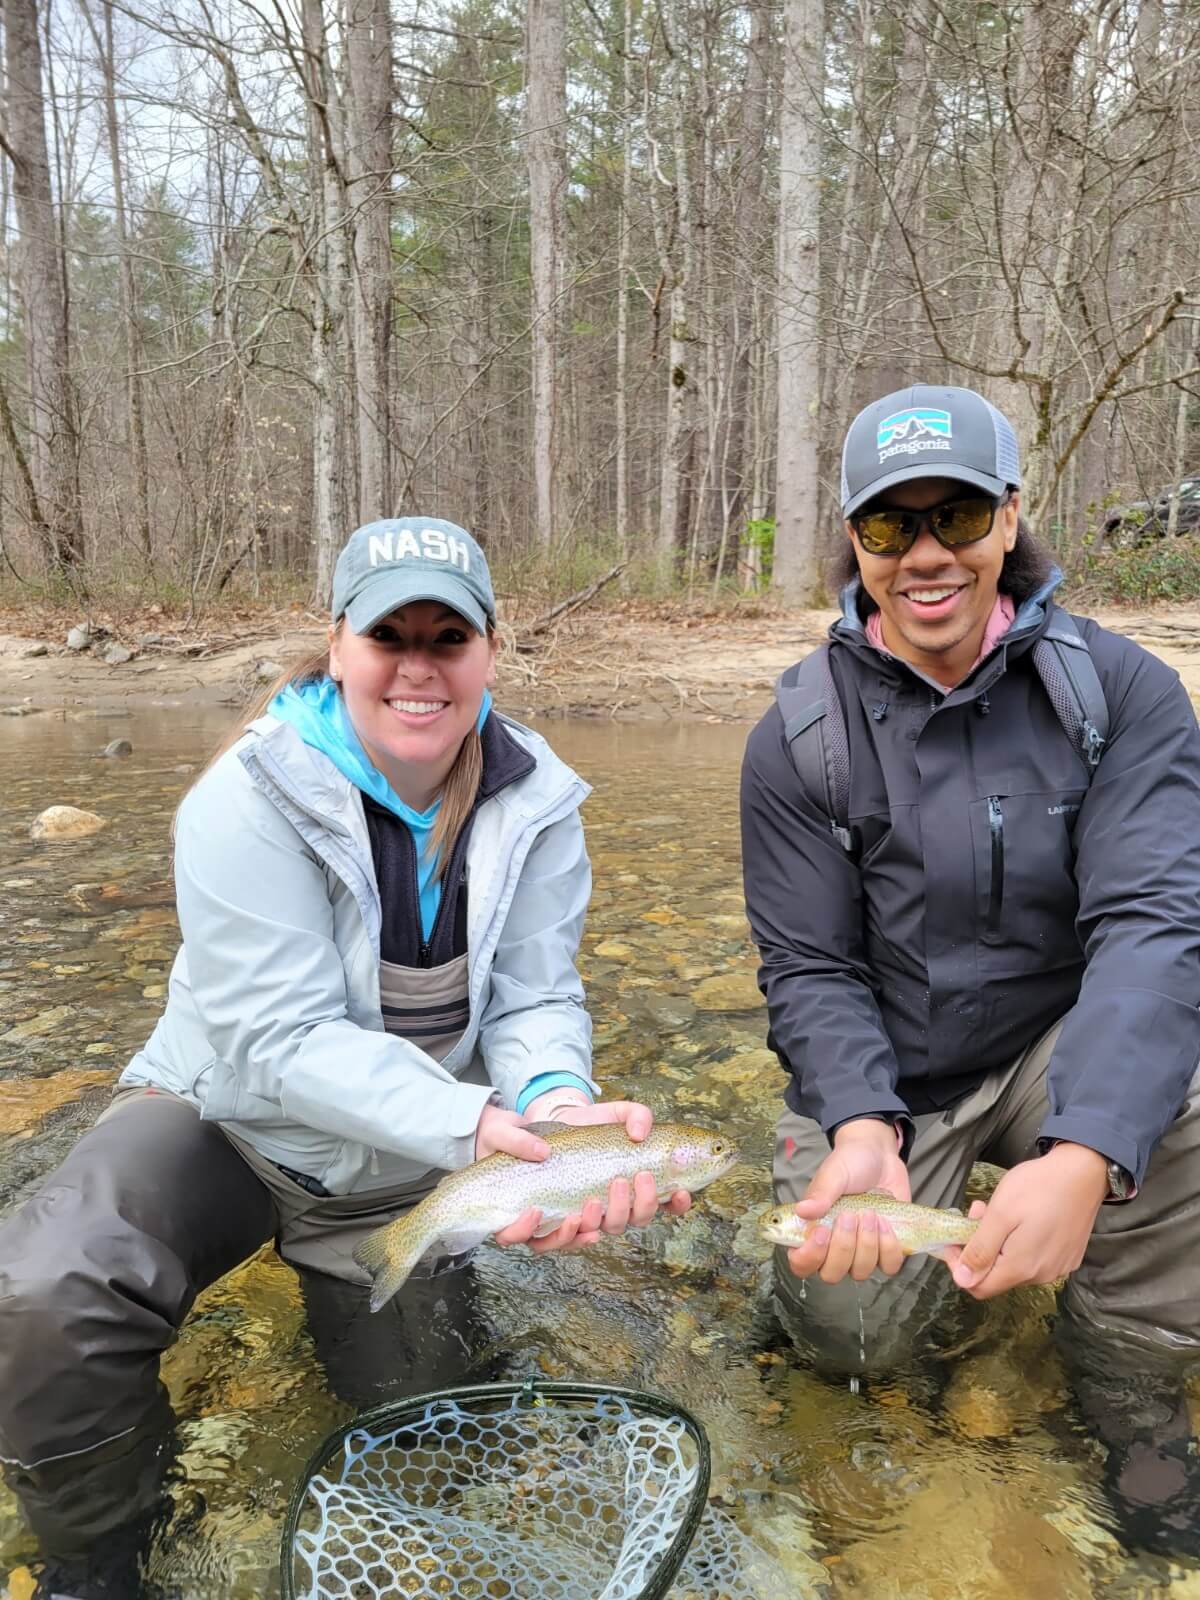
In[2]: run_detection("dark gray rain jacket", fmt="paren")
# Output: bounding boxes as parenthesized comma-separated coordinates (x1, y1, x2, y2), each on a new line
(740, 578, 1200, 1186)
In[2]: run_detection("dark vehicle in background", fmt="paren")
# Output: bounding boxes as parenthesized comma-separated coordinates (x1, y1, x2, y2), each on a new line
(1102, 477, 1200, 545)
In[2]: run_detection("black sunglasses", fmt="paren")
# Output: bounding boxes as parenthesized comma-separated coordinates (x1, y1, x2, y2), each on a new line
(851, 490, 1011, 557)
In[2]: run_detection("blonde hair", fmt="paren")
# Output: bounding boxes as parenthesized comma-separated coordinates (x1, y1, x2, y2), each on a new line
(196, 625, 490, 880)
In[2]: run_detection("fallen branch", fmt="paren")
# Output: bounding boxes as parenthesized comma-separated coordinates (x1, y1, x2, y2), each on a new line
(516, 562, 628, 650)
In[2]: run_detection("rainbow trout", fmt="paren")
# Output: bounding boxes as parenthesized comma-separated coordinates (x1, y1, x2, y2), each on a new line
(760, 1190, 978, 1258)
(354, 1122, 739, 1311)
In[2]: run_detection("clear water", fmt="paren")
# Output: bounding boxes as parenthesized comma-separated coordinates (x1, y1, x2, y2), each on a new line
(1, 708, 1196, 1599)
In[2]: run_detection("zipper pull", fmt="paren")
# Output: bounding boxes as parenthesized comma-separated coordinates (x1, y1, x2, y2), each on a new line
(871, 701, 889, 722)
(419, 940, 432, 968)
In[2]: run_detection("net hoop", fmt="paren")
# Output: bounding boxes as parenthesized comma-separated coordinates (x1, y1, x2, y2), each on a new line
(279, 1378, 712, 1600)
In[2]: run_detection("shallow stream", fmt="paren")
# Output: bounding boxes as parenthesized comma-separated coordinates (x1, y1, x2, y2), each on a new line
(1, 706, 1197, 1598)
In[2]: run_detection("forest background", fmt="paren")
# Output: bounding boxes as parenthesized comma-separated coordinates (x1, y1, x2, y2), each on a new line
(2, 0, 1200, 636)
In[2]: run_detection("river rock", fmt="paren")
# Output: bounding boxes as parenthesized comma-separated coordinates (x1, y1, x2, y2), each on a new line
(831, 1460, 1096, 1600)
(103, 643, 134, 666)
(23, 641, 50, 658)
(0, 1067, 113, 1134)
(66, 624, 92, 650)
(31, 805, 106, 841)
(137, 631, 162, 647)
(101, 738, 133, 758)
(67, 878, 172, 912)
(255, 658, 283, 682)
(692, 971, 763, 1011)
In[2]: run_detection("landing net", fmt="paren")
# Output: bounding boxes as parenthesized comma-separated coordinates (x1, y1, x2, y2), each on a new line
(281, 1380, 792, 1600)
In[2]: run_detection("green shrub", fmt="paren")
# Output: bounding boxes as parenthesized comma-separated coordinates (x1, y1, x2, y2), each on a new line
(1080, 537, 1200, 604)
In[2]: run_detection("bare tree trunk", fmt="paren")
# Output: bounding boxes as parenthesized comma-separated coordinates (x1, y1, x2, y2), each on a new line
(80, 0, 152, 560)
(347, 0, 393, 521)
(1166, 376, 1190, 538)
(303, 0, 354, 601)
(3, 0, 84, 570)
(526, 0, 566, 546)
(615, 0, 633, 553)
(654, 0, 697, 565)
(724, 0, 770, 545)
(773, 0, 824, 601)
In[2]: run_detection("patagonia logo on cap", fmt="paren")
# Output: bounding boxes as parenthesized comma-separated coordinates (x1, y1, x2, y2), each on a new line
(366, 525, 471, 574)
(877, 408, 953, 463)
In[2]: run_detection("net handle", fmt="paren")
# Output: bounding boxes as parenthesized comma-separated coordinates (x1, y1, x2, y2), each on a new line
(279, 1378, 712, 1600)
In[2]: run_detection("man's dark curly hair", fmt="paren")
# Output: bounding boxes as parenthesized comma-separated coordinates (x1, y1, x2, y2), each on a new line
(830, 513, 1055, 611)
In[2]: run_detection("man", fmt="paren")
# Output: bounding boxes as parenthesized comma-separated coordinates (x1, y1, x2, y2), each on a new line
(740, 383, 1200, 1551)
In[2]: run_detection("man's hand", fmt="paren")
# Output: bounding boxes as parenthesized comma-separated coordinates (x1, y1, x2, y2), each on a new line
(491, 1094, 691, 1256)
(782, 1118, 911, 1284)
(944, 1142, 1108, 1299)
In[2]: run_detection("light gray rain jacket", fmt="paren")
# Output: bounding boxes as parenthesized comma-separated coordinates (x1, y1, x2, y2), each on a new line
(120, 713, 596, 1193)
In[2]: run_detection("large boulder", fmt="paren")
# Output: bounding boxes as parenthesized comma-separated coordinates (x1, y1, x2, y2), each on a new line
(31, 805, 106, 841)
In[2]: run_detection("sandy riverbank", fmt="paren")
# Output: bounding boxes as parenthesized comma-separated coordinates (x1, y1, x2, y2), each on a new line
(4, 601, 1200, 723)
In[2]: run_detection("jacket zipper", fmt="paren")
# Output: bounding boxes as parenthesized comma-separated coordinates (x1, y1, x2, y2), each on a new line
(987, 796, 1004, 932)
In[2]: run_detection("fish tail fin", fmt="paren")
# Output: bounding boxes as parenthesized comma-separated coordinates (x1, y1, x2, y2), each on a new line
(352, 1217, 430, 1313)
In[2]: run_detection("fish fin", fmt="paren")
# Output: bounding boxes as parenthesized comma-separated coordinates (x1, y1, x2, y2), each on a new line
(522, 1121, 569, 1139)
(416, 1244, 480, 1278)
(352, 1218, 431, 1314)
(530, 1207, 570, 1239)
(438, 1228, 490, 1258)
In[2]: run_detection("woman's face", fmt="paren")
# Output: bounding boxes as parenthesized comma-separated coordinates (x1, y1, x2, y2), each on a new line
(328, 601, 497, 805)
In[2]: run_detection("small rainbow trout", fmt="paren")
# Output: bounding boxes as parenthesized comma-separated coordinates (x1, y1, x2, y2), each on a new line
(354, 1122, 739, 1311)
(760, 1189, 978, 1258)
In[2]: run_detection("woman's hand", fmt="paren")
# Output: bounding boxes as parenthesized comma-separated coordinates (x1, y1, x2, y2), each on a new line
(782, 1118, 910, 1284)
(474, 1103, 553, 1163)
(493, 1094, 692, 1255)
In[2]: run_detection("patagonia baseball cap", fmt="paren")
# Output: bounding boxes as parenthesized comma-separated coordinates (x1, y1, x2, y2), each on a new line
(841, 384, 1021, 518)
(331, 517, 496, 636)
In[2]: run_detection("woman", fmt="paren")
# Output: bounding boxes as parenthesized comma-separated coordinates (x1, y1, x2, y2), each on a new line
(0, 517, 688, 1600)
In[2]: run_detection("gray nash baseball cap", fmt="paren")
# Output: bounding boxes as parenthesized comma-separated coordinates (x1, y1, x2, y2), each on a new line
(840, 384, 1021, 518)
(331, 517, 496, 635)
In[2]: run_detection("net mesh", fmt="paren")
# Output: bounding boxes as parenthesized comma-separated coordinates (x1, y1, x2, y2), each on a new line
(285, 1386, 792, 1600)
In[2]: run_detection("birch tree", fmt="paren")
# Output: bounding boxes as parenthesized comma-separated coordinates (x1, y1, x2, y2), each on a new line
(526, 0, 566, 545)
(2, 0, 84, 570)
(773, 0, 824, 599)
(347, 0, 393, 520)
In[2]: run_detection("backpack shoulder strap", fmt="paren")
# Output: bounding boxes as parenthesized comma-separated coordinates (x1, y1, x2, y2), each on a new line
(1031, 617, 1109, 773)
(774, 646, 855, 853)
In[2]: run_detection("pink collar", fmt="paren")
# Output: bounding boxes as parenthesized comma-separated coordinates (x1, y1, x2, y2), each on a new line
(866, 592, 1015, 682)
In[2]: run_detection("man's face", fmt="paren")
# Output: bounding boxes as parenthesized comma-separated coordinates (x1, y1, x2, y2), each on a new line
(848, 476, 1019, 687)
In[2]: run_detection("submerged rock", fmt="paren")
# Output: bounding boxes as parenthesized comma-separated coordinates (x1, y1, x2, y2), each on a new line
(692, 971, 763, 1012)
(31, 805, 106, 841)
(0, 1067, 113, 1134)
(101, 738, 133, 758)
(67, 879, 172, 913)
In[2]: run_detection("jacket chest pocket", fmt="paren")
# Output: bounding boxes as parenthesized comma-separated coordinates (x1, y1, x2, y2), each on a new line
(969, 790, 1086, 971)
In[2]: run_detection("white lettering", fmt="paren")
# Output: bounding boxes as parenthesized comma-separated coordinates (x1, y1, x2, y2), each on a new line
(395, 529, 422, 560)
(367, 532, 393, 566)
(421, 529, 449, 562)
(878, 437, 953, 464)
(447, 535, 470, 572)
